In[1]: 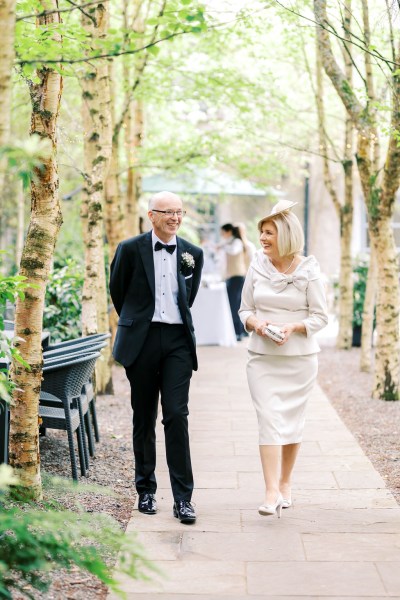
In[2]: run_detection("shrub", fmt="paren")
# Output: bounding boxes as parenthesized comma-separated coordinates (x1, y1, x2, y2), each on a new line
(352, 259, 369, 328)
(43, 260, 84, 343)
(0, 468, 153, 599)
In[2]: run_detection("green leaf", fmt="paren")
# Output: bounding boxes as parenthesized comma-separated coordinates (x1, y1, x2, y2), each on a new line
(147, 45, 161, 56)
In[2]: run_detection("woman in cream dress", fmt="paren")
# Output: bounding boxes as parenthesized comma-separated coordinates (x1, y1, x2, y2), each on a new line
(239, 200, 328, 517)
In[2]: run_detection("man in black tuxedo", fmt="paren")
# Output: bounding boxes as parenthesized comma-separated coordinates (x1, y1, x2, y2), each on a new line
(109, 191, 203, 523)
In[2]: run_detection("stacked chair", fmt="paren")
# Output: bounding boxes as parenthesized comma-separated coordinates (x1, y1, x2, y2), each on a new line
(40, 333, 110, 480)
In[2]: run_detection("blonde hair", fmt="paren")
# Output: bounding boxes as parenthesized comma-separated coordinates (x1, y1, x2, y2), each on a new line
(259, 211, 304, 257)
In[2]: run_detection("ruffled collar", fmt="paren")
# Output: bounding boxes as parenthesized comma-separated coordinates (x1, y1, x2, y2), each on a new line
(250, 250, 320, 292)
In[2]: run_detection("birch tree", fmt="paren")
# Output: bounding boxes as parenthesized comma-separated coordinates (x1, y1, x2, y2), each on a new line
(314, 6, 354, 349)
(10, 0, 63, 499)
(80, 2, 113, 393)
(360, 247, 377, 371)
(104, 61, 124, 263)
(314, 0, 400, 400)
(0, 0, 16, 150)
(122, 0, 144, 238)
(0, 0, 16, 234)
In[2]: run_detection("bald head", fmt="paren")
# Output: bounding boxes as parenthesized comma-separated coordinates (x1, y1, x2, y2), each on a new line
(147, 190, 184, 243)
(148, 191, 182, 211)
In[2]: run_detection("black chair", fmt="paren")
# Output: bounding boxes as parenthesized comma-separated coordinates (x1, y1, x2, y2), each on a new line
(43, 339, 107, 359)
(44, 333, 110, 442)
(45, 332, 110, 352)
(43, 341, 108, 446)
(41, 352, 100, 480)
(39, 395, 85, 479)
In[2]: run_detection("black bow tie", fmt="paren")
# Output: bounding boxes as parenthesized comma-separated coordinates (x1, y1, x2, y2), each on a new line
(154, 241, 176, 254)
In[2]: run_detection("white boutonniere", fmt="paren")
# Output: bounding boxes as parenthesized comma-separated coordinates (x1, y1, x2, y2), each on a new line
(181, 252, 195, 269)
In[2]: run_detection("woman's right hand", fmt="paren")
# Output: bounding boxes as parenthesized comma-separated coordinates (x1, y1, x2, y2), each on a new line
(253, 320, 270, 337)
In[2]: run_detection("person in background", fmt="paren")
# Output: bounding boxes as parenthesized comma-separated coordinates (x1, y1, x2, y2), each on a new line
(199, 231, 218, 276)
(218, 223, 247, 341)
(239, 200, 328, 518)
(236, 221, 257, 270)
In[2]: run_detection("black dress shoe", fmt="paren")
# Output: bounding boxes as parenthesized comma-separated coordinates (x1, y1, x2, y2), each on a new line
(173, 500, 196, 524)
(138, 493, 157, 514)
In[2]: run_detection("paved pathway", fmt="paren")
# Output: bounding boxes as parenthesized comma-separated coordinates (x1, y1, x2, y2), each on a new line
(109, 344, 400, 599)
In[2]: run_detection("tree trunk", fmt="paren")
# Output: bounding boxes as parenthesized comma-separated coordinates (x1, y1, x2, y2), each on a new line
(360, 245, 377, 372)
(356, 134, 400, 399)
(9, 0, 63, 499)
(104, 61, 125, 346)
(105, 142, 125, 260)
(15, 181, 25, 268)
(0, 0, 16, 218)
(315, 28, 354, 349)
(80, 3, 113, 393)
(122, 0, 145, 237)
(336, 0, 354, 350)
(0, 0, 15, 148)
(125, 100, 143, 237)
(314, 0, 400, 400)
(337, 196, 353, 349)
(105, 60, 125, 262)
(369, 222, 399, 398)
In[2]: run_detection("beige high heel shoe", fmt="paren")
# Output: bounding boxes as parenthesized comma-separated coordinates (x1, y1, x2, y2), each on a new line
(281, 497, 292, 509)
(258, 494, 283, 518)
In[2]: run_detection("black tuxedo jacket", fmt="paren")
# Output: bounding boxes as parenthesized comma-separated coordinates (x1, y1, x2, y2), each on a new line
(109, 231, 204, 370)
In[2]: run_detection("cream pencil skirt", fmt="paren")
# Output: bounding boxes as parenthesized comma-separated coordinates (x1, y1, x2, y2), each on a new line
(246, 351, 318, 445)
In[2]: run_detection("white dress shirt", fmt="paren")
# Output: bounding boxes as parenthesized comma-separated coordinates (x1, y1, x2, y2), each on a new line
(152, 231, 183, 324)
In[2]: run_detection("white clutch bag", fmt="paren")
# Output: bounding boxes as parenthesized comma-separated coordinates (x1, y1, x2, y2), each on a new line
(264, 324, 285, 342)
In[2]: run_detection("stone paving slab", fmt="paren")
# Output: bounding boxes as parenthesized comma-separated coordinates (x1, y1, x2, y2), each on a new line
(116, 597, 400, 600)
(302, 532, 400, 561)
(240, 506, 400, 534)
(246, 561, 386, 596)
(108, 344, 400, 599)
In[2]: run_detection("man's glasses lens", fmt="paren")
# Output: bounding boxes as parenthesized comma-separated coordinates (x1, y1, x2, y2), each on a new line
(153, 209, 186, 217)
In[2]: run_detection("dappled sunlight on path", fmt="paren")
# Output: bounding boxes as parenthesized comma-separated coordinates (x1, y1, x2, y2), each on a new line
(109, 344, 400, 599)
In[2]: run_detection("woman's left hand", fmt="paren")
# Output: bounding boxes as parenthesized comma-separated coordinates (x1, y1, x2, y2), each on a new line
(275, 323, 297, 346)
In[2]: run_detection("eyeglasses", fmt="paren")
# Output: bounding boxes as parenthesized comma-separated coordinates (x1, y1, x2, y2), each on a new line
(152, 209, 186, 217)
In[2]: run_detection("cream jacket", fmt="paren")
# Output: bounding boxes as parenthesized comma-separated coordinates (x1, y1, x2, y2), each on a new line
(222, 237, 247, 278)
(239, 250, 328, 356)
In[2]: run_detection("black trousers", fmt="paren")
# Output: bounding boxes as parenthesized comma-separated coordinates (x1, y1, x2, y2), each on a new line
(226, 275, 245, 336)
(125, 323, 194, 501)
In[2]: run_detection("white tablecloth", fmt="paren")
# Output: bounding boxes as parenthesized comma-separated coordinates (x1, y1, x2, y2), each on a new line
(191, 282, 237, 347)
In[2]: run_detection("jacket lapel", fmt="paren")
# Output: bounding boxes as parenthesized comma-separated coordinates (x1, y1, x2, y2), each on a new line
(176, 238, 188, 304)
(139, 231, 155, 298)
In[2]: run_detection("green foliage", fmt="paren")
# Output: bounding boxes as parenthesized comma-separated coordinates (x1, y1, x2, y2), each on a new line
(0, 136, 51, 190)
(0, 469, 154, 599)
(43, 260, 84, 343)
(15, 0, 208, 73)
(352, 258, 371, 328)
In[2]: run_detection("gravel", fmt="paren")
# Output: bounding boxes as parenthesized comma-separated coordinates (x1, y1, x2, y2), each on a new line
(19, 365, 136, 600)
(318, 342, 400, 505)
(13, 346, 400, 598)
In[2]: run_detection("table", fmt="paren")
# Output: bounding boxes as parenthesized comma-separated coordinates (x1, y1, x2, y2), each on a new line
(191, 282, 237, 347)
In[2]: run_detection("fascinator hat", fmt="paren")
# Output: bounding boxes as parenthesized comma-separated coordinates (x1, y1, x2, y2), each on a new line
(257, 200, 298, 230)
